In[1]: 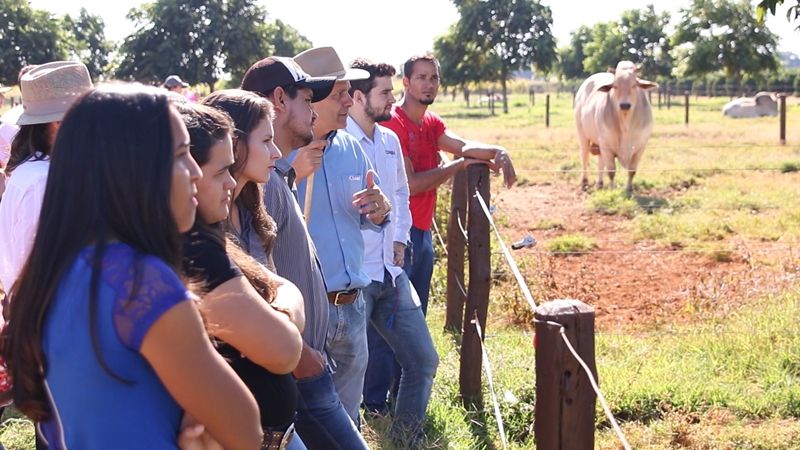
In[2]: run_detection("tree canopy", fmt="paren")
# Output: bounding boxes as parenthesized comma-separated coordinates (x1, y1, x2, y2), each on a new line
(0, 0, 68, 85)
(450, 0, 556, 113)
(672, 0, 779, 88)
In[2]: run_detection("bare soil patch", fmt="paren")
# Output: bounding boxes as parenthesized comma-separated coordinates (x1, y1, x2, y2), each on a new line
(491, 182, 799, 331)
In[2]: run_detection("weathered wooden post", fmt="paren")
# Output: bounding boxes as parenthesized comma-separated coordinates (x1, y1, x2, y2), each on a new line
(545, 94, 550, 128)
(684, 91, 690, 126)
(535, 299, 597, 449)
(657, 88, 662, 110)
(446, 170, 468, 331)
(460, 164, 491, 407)
(779, 93, 787, 145)
(490, 91, 496, 116)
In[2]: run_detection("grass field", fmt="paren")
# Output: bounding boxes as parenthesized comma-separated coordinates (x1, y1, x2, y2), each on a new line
(1, 89, 799, 449)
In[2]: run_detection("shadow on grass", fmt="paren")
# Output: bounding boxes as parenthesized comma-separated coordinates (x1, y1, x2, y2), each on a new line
(634, 195, 669, 214)
(464, 401, 498, 450)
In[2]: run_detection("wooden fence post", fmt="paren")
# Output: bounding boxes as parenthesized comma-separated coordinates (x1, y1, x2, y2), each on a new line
(490, 91, 496, 116)
(545, 94, 550, 128)
(446, 170, 468, 331)
(460, 164, 491, 408)
(535, 299, 597, 450)
(779, 94, 787, 145)
(684, 91, 690, 126)
(657, 88, 662, 110)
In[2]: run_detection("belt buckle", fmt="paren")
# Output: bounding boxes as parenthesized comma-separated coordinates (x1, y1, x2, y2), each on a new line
(279, 423, 295, 450)
(334, 291, 346, 306)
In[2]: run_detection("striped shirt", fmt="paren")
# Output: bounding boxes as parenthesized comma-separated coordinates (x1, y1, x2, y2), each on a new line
(262, 158, 329, 354)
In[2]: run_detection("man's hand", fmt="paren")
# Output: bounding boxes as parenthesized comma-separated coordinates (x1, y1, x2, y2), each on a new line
(494, 150, 517, 189)
(392, 242, 406, 267)
(178, 414, 223, 450)
(292, 343, 326, 380)
(353, 170, 391, 225)
(291, 139, 327, 181)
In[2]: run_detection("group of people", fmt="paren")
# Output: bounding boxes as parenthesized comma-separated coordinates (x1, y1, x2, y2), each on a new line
(0, 45, 516, 450)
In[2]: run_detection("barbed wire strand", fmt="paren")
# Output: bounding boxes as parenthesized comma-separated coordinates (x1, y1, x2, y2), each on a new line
(474, 189, 538, 312)
(522, 247, 798, 256)
(432, 219, 448, 257)
(513, 166, 800, 174)
(432, 219, 470, 298)
(473, 313, 509, 450)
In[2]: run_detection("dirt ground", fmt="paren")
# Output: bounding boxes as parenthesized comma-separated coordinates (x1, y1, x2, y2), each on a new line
(491, 182, 800, 331)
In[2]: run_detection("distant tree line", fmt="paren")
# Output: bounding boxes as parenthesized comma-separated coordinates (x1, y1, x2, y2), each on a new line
(434, 0, 800, 107)
(0, 0, 312, 90)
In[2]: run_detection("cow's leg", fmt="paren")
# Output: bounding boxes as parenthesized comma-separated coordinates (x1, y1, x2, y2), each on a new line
(579, 141, 590, 190)
(626, 146, 647, 196)
(598, 148, 615, 189)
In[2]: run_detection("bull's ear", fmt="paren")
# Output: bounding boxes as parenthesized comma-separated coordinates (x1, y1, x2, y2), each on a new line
(637, 79, 658, 90)
(607, 67, 616, 74)
(598, 83, 613, 92)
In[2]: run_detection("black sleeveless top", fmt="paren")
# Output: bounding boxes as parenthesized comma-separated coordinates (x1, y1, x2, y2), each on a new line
(183, 225, 297, 428)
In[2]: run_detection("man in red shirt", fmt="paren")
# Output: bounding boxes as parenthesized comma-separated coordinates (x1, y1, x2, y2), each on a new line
(371, 53, 516, 411)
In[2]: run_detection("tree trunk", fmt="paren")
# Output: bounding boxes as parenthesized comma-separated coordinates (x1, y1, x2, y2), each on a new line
(501, 68, 509, 114)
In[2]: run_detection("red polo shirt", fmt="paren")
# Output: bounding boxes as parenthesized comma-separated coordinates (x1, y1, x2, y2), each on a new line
(381, 105, 446, 231)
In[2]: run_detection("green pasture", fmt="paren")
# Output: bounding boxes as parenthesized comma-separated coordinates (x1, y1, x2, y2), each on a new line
(1, 90, 799, 448)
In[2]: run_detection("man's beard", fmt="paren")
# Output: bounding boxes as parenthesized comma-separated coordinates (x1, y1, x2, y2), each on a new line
(366, 102, 391, 123)
(420, 98, 435, 106)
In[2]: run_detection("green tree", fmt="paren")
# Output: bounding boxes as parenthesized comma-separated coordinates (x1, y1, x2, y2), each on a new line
(618, 5, 672, 78)
(557, 25, 592, 80)
(0, 0, 69, 85)
(434, 23, 499, 102)
(269, 19, 312, 58)
(582, 22, 625, 74)
(757, 0, 800, 29)
(672, 0, 779, 92)
(116, 0, 275, 91)
(452, 0, 556, 113)
(63, 9, 112, 80)
(576, 5, 671, 78)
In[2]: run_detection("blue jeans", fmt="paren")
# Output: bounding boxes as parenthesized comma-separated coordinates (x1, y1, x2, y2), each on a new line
(362, 271, 438, 432)
(326, 293, 368, 425)
(404, 227, 434, 314)
(363, 227, 436, 414)
(294, 366, 369, 450)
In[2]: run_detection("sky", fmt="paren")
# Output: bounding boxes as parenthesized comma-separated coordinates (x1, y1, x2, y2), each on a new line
(29, 0, 800, 70)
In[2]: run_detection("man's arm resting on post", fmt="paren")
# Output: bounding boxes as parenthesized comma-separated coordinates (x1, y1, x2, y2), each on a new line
(404, 155, 483, 196)
(438, 130, 517, 188)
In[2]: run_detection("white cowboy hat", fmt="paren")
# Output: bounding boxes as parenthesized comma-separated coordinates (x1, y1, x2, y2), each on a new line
(0, 61, 93, 126)
(294, 47, 369, 81)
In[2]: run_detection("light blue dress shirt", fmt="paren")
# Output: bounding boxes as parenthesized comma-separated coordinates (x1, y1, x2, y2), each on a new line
(345, 117, 412, 284)
(291, 131, 383, 292)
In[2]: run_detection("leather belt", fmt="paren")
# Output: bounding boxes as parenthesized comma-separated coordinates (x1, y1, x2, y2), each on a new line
(327, 289, 360, 306)
(261, 423, 295, 450)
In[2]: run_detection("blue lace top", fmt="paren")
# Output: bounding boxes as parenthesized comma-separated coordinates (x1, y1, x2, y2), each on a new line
(39, 242, 191, 449)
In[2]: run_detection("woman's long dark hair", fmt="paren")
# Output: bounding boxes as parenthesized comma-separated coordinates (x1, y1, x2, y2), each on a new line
(6, 124, 54, 174)
(0, 84, 182, 420)
(200, 89, 277, 256)
(179, 102, 278, 302)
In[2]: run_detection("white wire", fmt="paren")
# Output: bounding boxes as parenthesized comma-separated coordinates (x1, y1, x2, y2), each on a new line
(558, 326, 633, 450)
(473, 316, 509, 450)
(474, 190, 538, 312)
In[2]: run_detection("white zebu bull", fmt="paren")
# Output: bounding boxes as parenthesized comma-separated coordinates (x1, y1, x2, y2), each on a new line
(574, 61, 658, 194)
(722, 92, 778, 118)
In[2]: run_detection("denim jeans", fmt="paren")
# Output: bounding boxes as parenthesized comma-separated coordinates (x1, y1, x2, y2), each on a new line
(362, 270, 439, 433)
(404, 227, 435, 314)
(326, 293, 368, 425)
(363, 227, 436, 414)
(294, 366, 369, 450)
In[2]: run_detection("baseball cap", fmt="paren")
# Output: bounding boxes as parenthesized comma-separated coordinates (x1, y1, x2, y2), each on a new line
(241, 56, 335, 102)
(163, 75, 189, 88)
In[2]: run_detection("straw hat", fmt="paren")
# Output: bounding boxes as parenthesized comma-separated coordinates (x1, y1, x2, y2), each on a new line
(0, 61, 93, 126)
(294, 47, 369, 81)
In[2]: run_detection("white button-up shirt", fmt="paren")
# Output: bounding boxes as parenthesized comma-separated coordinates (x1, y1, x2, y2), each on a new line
(345, 116, 411, 283)
(0, 157, 50, 292)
